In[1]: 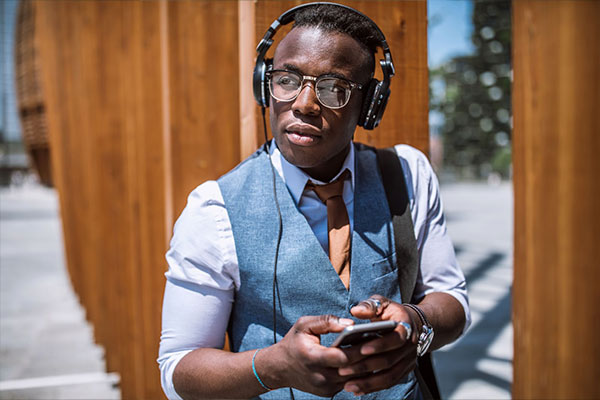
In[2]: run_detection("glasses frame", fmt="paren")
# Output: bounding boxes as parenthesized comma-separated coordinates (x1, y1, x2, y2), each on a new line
(266, 69, 364, 110)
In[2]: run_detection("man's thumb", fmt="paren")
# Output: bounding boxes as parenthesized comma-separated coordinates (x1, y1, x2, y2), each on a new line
(300, 315, 354, 336)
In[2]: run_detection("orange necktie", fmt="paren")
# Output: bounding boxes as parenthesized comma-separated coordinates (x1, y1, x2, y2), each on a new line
(306, 170, 351, 289)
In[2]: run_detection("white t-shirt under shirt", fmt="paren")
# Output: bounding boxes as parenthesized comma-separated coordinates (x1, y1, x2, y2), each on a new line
(158, 143, 471, 399)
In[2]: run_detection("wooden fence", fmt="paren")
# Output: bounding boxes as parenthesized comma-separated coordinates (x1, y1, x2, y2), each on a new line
(24, 1, 428, 397)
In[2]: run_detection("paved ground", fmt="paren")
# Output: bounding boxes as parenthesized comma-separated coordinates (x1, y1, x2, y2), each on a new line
(0, 183, 120, 399)
(436, 181, 513, 399)
(0, 180, 512, 399)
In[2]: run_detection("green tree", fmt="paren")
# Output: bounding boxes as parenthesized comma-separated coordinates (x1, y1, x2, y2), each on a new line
(431, 0, 511, 179)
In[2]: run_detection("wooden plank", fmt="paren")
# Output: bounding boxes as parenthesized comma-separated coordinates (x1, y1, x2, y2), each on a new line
(512, 1, 600, 398)
(166, 1, 241, 217)
(35, 1, 167, 397)
(238, 1, 258, 159)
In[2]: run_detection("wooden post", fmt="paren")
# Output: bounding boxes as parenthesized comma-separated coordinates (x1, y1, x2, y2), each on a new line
(513, 1, 600, 398)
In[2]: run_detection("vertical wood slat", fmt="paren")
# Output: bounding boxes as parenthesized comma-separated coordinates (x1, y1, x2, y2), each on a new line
(33, 1, 241, 397)
(512, 1, 600, 398)
(35, 1, 168, 398)
(166, 1, 240, 218)
(239, 1, 258, 160)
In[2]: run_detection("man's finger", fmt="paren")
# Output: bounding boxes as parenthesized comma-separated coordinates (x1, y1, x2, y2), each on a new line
(343, 355, 417, 395)
(350, 295, 390, 319)
(297, 315, 354, 336)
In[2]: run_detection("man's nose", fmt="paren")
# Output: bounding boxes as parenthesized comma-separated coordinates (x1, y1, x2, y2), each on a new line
(291, 83, 321, 115)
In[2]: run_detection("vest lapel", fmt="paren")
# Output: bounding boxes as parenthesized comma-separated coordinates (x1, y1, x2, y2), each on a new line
(349, 145, 401, 304)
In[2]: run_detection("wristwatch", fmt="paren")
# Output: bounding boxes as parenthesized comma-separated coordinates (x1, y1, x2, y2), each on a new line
(403, 303, 434, 357)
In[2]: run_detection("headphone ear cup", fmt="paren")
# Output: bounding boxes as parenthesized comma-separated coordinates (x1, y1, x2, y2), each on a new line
(252, 60, 266, 107)
(372, 85, 391, 129)
(263, 59, 272, 107)
(253, 58, 273, 108)
(361, 80, 391, 130)
(358, 79, 378, 128)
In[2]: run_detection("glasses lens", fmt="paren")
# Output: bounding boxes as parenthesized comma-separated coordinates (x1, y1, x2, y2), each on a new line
(316, 78, 352, 108)
(269, 71, 302, 101)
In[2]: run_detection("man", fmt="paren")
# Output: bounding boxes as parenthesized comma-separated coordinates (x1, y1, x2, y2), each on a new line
(158, 4, 469, 399)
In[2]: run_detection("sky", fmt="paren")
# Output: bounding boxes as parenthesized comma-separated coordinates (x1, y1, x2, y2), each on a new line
(428, 0, 475, 68)
(1, 0, 21, 141)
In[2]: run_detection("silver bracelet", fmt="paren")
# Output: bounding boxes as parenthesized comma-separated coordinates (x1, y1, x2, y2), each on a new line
(403, 303, 434, 356)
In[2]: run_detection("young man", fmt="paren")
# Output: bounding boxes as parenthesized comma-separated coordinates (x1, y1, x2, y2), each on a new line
(159, 4, 469, 399)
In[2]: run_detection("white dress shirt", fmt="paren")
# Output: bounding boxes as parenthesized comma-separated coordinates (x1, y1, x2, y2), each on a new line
(158, 143, 470, 399)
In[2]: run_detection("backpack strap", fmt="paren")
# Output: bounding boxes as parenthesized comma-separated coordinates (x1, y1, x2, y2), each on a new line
(375, 146, 441, 400)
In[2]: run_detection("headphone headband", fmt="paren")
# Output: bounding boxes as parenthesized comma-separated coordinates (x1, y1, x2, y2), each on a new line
(253, 2, 395, 130)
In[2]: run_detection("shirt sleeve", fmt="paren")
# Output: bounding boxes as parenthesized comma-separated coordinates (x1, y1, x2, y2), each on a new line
(157, 181, 239, 400)
(394, 145, 472, 335)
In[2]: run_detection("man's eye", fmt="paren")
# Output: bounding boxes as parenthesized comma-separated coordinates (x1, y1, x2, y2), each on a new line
(277, 76, 298, 86)
(322, 84, 345, 93)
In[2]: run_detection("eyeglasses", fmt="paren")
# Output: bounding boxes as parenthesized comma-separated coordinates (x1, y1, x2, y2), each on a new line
(266, 69, 363, 109)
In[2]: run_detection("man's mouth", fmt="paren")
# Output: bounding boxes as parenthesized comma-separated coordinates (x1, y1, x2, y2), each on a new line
(285, 125, 321, 146)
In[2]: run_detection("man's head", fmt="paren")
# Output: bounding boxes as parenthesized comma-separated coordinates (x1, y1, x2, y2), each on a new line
(268, 4, 384, 181)
(292, 4, 383, 79)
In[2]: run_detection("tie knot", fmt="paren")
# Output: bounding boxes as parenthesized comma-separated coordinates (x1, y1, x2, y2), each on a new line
(306, 170, 350, 204)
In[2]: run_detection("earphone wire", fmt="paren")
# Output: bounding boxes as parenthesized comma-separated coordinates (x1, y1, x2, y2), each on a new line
(261, 107, 295, 400)
(261, 107, 282, 346)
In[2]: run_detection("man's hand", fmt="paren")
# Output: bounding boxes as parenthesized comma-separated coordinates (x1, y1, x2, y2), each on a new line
(338, 295, 419, 396)
(258, 315, 356, 397)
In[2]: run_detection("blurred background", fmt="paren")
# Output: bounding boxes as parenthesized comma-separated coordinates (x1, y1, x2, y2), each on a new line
(1, 0, 598, 399)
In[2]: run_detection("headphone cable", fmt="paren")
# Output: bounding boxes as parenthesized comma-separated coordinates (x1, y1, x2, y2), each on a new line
(261, 107, 295, 400)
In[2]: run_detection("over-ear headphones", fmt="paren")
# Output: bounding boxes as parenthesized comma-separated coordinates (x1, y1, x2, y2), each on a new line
(253, 2, 395, 130)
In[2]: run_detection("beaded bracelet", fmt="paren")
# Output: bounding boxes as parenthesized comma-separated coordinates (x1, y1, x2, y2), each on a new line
(252, 349, 272, 391)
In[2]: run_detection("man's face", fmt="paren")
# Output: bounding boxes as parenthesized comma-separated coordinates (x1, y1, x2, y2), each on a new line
(269, 27, 372, 181)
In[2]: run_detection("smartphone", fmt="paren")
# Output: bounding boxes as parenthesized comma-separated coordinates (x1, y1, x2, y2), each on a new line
(331, 320, 398, 348)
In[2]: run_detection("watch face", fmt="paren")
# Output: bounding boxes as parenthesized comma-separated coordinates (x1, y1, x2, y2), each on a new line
(417, 325, 434, 356)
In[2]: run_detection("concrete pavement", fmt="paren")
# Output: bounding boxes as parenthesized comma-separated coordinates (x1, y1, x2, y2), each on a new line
(436, 181, 513, 399)
(0, 180, 513, 399)
(0, 183, 120, 399)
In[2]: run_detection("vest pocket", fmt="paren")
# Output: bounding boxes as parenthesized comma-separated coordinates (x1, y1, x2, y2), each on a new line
(371, 252, 397, 276)
(371, 253, 402, 300)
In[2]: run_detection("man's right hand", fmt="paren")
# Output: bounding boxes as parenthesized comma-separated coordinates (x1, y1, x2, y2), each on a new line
(256, 315, 356, 397)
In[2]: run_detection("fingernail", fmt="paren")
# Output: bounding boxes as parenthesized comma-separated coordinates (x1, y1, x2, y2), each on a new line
(339, 318, 354, 326)
(339, 367, 353, 376)
(345, 384, 359, 393)
(361, 345, 375, 355)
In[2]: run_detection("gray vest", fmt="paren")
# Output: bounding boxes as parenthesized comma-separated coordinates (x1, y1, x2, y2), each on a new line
(218, 144, 418, 399)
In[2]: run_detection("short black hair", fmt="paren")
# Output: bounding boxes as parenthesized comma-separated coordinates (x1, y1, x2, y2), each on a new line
(292, 4, 383, 72)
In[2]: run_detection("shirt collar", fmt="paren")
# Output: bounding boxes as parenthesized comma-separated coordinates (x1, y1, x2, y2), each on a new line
(269, 141, 356, 205)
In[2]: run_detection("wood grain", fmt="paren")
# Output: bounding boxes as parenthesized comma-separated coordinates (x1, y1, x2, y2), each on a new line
(35, 1, 167, 397)
(167, 1, 240, 217)
(513, 1, 600, 398)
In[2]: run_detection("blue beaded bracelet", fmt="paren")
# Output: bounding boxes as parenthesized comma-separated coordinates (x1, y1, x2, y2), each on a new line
(252, 349, 272, 391)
